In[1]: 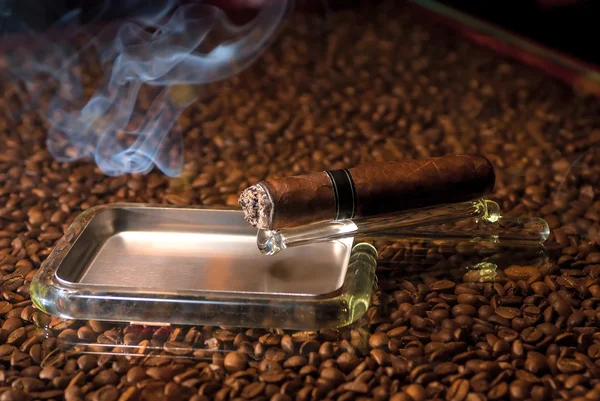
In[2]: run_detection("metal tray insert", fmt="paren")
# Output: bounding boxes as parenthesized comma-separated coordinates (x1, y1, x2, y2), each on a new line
(56, 206, 351, 296)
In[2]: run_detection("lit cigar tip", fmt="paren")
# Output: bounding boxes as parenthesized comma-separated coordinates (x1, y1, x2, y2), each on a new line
(238, 184, 272, 230)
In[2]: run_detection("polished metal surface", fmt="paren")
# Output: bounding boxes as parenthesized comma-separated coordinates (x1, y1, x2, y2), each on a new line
(56, 206, 352, 296)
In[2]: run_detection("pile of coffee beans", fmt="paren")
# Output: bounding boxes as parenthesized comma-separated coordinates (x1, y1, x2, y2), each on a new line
(1, 1, 600, 400)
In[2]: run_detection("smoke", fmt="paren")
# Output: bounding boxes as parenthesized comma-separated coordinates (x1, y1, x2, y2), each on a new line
(0, 0, 292, 176)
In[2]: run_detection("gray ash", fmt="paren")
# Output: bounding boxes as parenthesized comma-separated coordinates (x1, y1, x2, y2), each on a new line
(238, 183, 273, 230)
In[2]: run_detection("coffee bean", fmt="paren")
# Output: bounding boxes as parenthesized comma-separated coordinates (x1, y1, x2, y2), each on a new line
(0, 301, 12, 315)
(92, 385, 119, 401)
(447, 379, 470, 401)
(93, 370, 118, 386)
(370, 349, 391, 366)
(509, 380, 532, 399)
(369, 332, 389, 349)
(488, 382, 508, 400)
(566, 311, 586, 329)
(494, 307, 520, 320)
(241, 382, 265, 399)
(388, 326, 409, 338)
(12, 350, 31, 369)
(3, 317, 23, 332)
(283, 355, 307, 369)
(38, 366, 60, 381)
(164, 341, 193, 356)
(337, 352, 359, 373)
(505, 266, 539, 281)
(224, 352, 247, 373)
(430, 280, 455, 292)
(405, 384, 427, 401)
(452, 304, 478, 318)
(318, 342, 335, 359)
(321, 367, 345, 384)
(588, 344, 600, 360)
(299, 340, 320, 356)
(520, 327, 543, 344)
(259, 333, 281, 346)
(11, 376, 45, 392)
(492, 339, 510, 357)
(524, 352, 548, 374)
(77, 355, 97, 372)
(281, 335, 294, 354)
(469, 374, 489, 391)
(587, 253, 600, 263)
(343, 380, 369, 393)
(127, 366, 147, 383)
(258, 371, 286, 384)
(88, 321, 111, 333)
(531, 386, 550, 401)
(556, 358, 585, 374)
(0, 390, 30, 401)
(548, 293, 571, 316)
(531, 282, 550, 296)
(564, 374, 587, 390)
(373, 386, 389, 401)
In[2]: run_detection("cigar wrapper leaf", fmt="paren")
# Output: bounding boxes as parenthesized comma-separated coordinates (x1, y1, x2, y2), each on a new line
(239, 154, 496, 231)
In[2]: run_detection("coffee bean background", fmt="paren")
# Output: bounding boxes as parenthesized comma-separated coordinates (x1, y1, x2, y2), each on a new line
(2, 2, 600, 400)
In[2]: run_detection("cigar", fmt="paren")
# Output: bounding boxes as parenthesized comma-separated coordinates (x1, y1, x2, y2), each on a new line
(238, 154, 495, 230)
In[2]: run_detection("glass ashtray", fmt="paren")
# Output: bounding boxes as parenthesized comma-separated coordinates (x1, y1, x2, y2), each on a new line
(30, 204, 378, 331)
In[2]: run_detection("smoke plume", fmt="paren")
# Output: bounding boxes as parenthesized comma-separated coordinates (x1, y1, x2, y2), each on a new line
(0, 0, 292, 176)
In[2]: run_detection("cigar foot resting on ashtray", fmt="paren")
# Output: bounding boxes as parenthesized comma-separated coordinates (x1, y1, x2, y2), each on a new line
(238, 154, 496, 231)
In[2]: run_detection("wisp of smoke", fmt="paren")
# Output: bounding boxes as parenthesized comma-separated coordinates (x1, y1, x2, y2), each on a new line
(0, 0, 292, 176)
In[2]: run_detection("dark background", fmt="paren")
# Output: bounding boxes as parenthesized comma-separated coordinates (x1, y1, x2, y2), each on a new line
(0, 0, 598, 66)
(432, 0, 600, 66)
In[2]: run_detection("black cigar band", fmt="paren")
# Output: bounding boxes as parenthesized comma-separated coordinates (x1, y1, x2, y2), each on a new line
(324, 169, 356, 220)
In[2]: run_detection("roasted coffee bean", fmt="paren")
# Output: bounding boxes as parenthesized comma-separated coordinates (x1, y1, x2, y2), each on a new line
(283, 355, 307, 369)
(0, 390, 30, 401)
(405, 384, 427, 401)
(77, 354, 97, 372)
(556, 358, 585, 374)
(224, 352, 247, 373)
(337, 352, 359, 373)
(525, 352, 548, 374)
(369, 332, 389, 349)
(127, 366, 147, 384)
(93, 369, 118, 386)
(447, 379, 470, 401)
(430, 280, 455, 292)
(549, 293, 572, 316)
(521, 327, 543, 344)
(281, 335, 295, 354)
(494, 307, 520, 320)
(531, 282, 550, 296)
(488, 382, 508, 400)
(321, 367, 345, 384)
(452, 304, 478, 318)
(93, 385, 119, 401)
(505, 266, 539, 281)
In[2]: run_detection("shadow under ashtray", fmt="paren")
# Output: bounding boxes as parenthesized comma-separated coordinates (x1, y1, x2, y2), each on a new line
(373, 237, 548, 286)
